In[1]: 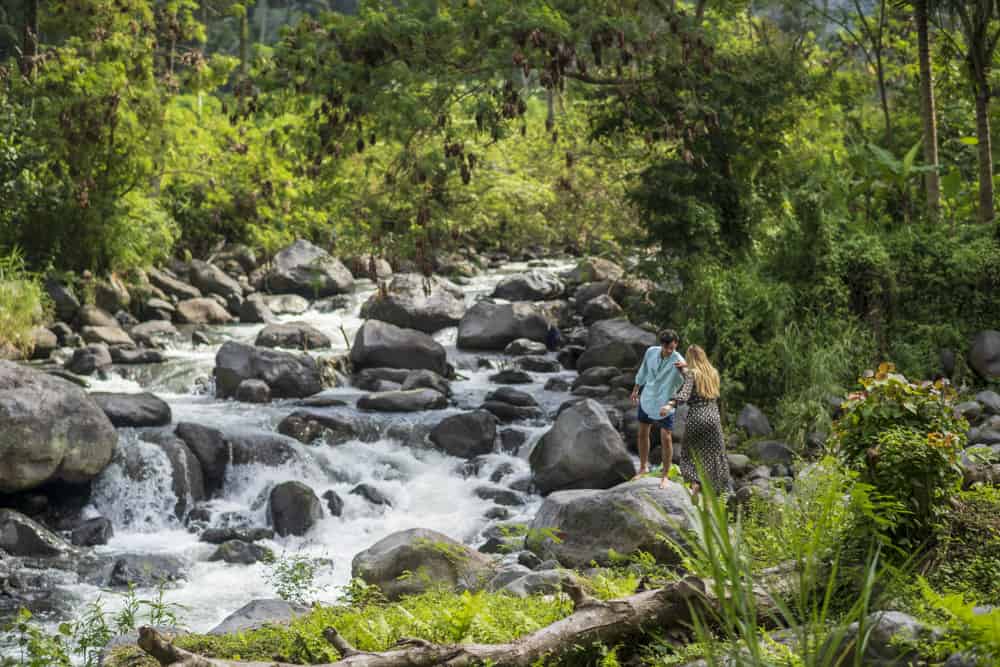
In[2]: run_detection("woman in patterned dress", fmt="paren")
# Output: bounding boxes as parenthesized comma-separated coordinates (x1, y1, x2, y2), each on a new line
(659, 345, 732, 499)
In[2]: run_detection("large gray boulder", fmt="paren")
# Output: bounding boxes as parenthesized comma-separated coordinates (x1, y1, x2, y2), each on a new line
(970, 331, 1000, 381)
(214, 341, 323, 399)
(351, 528, 492, 600)
(175, 297, 234, 325)
(148, 267, 202, 301)
(429, 411, 498, 459)
(360, 273, 466, 334)
(350, 320, 448, 375)
(530, 399, 635, 494)
(189, 259, 243, 309)
(81, 325, 134, 348)
(76, 304, 118, 328)
(268, 240, 354, 297)
(262, 294, 311, 316)
(255, 322, 331, 350)
(65, 343, 113, 376)
(457, 301, 549, 351)
(576, 319, 656, 371)
(45, 279, 80, 322)
(527, 478, 693, 567)
(825, 611, 938, 666)
(0, 362, 117, 493)
(562, 257, 625, 286)
(736, 404, 773, 437)
(131, 320, 183, 349)
(239, 294, 275, 324)
(208, 599, 311, 636)
(0, 509, 74, 557)
(491, 271, 564, 301)
(357, 388, 448, 412)
(90, 392, 172, 427)
(268, 481, 324, 537)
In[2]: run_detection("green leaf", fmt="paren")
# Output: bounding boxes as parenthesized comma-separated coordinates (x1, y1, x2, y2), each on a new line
(959, 136, 979, 146)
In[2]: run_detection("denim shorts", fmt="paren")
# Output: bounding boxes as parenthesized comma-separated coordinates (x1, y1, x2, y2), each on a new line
(637, 404, 675, 430)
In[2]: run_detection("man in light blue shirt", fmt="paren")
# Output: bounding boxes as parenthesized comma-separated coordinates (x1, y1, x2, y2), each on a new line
(630, 329, 686, 484)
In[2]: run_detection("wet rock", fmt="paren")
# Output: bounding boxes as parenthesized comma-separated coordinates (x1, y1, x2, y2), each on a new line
(148, 267, 202, 301)
(485, 506, 511, 520)
(239, 294, 274, 324)
(214, 341, 323, 399)
(360, 273, 466, 334)
(576, 319, 656, 371)
(544, 377, 571, 392)
(208, 598, 312, 636)
(102, 553, 187, 588)
(499, 429, 528, 454)
(737, 404, 773, 437)
(262, 293, 310, 316)
(90, 392, 172, 427)
(313, 295, 352, 312)
(191, 330, 211, 347)
(0, 509, 73, 557)
(475, 485, 527, 506)
(140, 432, 206, 519)
(111, 348, 166, 365)
(350, 483, 393, 507)
(175, 297, 234, 325)
(173, 423, 229, 496)
(572, 366, 619, 389)
(571, 384, 610, 398)
(491, 270, 564, 301)
(358, 388, 448, 412)
(277, 409, 366, 444)
(528, 478, 693, 567)
(556, 345, 584, 370)
(45, 279, 80, 322)
(200, 527, 275, 544)
(235, 379, 271, 403)
(209, 540, 272, 565)
(189, 259, 243, 310)
(401, 369, 452, 396)
(429, 410, 498, 459)
(970, 331, 1000, 381)
(489, 369, 533, 384)
(268, 481, 324, 537)
(76, 304, 119, 328)
(350, 320, 448, 375)
(81, 325, 135, 348)
(457, 301, 549, 351)
(505, 338, 548, 356)
(582, 294, 623, 325)
(255, 322, 331, 350)
(142, 298, 176, 322)
(530, 399, 634, 494)
(323, 490, 345, 517)
(70, 517, 114, 547)
(268, 239, 354, 297)
(130, 320, 183, 349)
(516, 356, 561, 373)
(351, 528, 492, 600)
(0, 362, 117, 493)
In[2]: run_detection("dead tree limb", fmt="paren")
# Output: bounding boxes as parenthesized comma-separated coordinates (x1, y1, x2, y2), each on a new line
(138, 576, 777, 667)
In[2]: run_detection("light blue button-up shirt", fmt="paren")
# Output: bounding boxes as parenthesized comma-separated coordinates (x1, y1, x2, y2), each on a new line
(635, 346, 686, 418)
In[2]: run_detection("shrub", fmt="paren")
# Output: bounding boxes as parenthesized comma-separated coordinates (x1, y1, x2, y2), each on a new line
(0, 249, 49, 358)
(831, 364, 966, 545)
(930, 485, 1000, 603)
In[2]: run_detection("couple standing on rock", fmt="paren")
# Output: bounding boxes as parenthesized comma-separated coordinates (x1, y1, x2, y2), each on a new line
(630, 329, 733, 499)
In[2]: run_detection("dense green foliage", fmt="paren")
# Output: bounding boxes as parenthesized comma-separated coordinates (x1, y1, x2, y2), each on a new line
(0, 249, 47, 357)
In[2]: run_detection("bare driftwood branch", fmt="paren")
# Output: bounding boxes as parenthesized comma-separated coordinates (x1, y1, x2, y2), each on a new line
(137, 575, 785, 667)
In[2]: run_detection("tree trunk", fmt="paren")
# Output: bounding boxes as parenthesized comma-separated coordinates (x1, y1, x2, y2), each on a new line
(975, 81, 994, 225)
(136, 576, 783, 667)
(239, 9, 250, 78)
(915, 0, 940, 220)
(257, 0, 269, 44)
(21, 0, 38, 78)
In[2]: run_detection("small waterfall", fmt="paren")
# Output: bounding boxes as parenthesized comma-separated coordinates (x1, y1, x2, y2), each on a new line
(90, 431, 181, 532)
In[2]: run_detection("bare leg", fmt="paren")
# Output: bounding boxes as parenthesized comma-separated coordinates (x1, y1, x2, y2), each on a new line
(635, 422, 652, 478)
(689, 482, 701, 503)
(659, 429, 673, 488)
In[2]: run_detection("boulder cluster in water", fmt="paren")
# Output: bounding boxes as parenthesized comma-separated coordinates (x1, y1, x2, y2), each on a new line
(3, 241, 1000, 648)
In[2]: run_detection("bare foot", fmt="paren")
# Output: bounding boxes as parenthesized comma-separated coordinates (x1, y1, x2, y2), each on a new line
(658, 475, 670, 489)
(632, 467, 649, 481)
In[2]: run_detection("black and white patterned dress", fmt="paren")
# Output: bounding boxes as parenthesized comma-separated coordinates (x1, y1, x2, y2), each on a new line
(673, 374, 732, 496)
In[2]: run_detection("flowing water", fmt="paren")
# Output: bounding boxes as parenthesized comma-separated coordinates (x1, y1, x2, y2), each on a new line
(7, 259, 585, 648)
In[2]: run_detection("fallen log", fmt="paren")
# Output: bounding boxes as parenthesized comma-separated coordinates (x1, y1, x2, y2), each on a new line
(138, 577, 713, 667)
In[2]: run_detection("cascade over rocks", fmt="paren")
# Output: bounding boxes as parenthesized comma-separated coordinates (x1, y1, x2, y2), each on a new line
(268, 239, 354, 297)
(360, 273, 466, 333)
(457, 301, 549, 350)
(214, 341, 323, 399)
(350, 320, 448, 375)
(351, 528, 492, 600)
(530, 398, 635, 494)
(268, 481, 324, 537)
(255, 322, 332, 350)
(129, 432, 206, 519)
(429, 410, 498, 459)
(577, 319, 656, 371)
(491, 270, 564, 301)
(0, 361, 117, 493)
(90, 392, 172, 427)
(528, 478, 693, 568)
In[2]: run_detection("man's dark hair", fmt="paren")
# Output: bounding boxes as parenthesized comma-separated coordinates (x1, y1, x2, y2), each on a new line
(659, 329, 680, 345)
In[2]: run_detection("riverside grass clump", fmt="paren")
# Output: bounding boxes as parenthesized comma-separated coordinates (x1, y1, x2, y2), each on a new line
(0, 249, 48, 358)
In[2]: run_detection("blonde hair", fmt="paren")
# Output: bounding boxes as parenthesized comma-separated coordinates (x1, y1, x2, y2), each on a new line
(686, 345, 720, 400)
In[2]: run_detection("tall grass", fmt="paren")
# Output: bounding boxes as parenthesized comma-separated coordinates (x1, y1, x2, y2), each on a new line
(0, 248, 48, 358)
